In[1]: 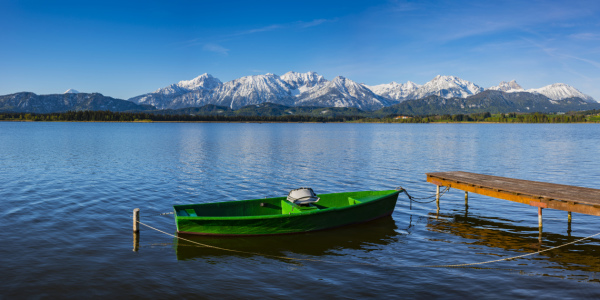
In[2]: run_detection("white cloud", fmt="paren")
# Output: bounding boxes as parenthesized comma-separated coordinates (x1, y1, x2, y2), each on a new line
(203, 43, 229, 55)
(230, 18, 336, 37)
(564, 54, 600, 69)
(297, 18, 337, 28)
(232, 24, 282, 36)
(570, 33, 600, 40)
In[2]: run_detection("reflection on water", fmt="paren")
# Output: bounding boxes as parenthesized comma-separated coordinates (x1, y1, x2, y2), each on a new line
(174, 216, 400, 261)
(3, 123, 600, 298)
(427, 211, 600, 277)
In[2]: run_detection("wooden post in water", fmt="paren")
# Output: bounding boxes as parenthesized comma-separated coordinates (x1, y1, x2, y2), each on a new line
(133, 208, 140, 233)
(538, 207, 543, 242)
(567, 211, 572, 236)
(464, 191, 468, 206)
(133, 232, 140, 252)
(436, 185, 440, 210)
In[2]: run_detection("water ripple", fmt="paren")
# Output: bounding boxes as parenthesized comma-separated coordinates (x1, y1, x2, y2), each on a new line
(1, 122, 600, 298)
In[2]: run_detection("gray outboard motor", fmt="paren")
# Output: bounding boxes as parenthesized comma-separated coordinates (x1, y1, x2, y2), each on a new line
(287, 188, 320, 205)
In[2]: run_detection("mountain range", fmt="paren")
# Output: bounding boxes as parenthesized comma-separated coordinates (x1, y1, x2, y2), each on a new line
(127, 72, 597, 111)
(1, 71, 597, 114)
(379, 90, 598, 116)
(0, 92, 152, 114)
(129, 72, 391, 111)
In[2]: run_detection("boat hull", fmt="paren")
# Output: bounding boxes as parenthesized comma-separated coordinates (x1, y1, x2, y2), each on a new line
(174, 190, 401, 236)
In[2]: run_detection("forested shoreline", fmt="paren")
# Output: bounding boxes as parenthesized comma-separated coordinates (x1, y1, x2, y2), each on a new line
(0, 110, 598, 123)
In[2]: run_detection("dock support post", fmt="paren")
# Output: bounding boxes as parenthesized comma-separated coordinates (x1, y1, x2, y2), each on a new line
(436, 185, 440, 210)
(465, 191, 468, 206)
(538, 207, 543, 242)
(567, 211, 572, 236)
(133, 208, 140, 233)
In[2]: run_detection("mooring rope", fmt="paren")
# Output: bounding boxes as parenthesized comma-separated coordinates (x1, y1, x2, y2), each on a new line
(156, 212, 174, 216)
(419, 231, 600, 268)
(136, 212, 174, 218)
(136, 220, 600, 269)
(137, 220, 369, 265)
(398, 186, 450, 204)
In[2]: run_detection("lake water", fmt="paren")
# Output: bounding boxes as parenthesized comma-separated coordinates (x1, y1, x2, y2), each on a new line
(1, 122, 600, 298)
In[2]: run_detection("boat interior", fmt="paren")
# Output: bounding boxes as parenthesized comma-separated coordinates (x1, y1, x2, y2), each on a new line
(174, 190, 397, 218)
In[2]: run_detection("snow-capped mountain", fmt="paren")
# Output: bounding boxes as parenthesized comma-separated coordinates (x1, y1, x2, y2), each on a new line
(4, 72, 597, 114)
(367, 75, 482, 103)
(366, 81, 421, 103)
(129, 73, 222, 109)
(211, 74, 295, 109)
(153, 73, 222, 95)
(280, 71, 327, 89)
(128, 71, 388, 110)
(296, 76, 390, 110)
(174, 73, 222, 91)
(127, 72, 596, 111)
(527, 83, 595, 103)
(380, 89, 598, 116)
(413, 75, 484, 99)
(487, 80, 524, 92)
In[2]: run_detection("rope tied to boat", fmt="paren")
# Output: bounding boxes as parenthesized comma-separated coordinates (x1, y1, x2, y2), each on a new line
(133, 211, 174, 218)
(136, 220, 358, 264)
(418, 231, 600, 268)
(400, 186, 450, 201)
(397, 186, 450, 207)
(135, 219, 600, 269)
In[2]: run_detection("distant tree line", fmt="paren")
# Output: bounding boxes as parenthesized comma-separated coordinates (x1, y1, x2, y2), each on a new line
(0, 111, 364, 123)
(361, 111, 591, 123)
(0, 110, 595, 123)
(434, 112, 587, 123)
(483, 112, 587, 123)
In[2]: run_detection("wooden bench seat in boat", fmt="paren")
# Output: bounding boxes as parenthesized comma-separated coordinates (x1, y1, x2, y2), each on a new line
(281, 200, 319, 214)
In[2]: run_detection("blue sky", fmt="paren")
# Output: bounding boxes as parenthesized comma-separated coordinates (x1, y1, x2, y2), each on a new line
(1, 0, 600, 100)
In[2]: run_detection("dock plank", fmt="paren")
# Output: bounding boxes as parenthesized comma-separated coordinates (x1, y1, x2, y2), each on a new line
(427, 171, 600, 207)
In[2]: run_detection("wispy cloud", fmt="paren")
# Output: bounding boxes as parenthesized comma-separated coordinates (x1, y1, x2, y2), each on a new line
(187, 18, 336, 55)
(176, 38, 202, 48)
(231, 24, 282, 37)
(564, 54, 600, 69)
(469, 40, 528, 53)
(388, 0, 420, 12)
(522, 37, 560, 57)
(203, 43, 229, 55)
(231, 18, 336, 36)
(296, 18, 337, 28)
(440, 20, 518, 42)
(422, 1, 600, 43)
(569, 33, 600, 40)
(523, 37, 600, 71)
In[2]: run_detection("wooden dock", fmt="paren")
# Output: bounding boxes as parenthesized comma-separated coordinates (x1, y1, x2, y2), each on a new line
(426, 171, 600, 228)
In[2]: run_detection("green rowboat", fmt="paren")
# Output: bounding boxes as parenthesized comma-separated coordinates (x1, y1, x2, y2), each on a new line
(173, 189, 402, 236)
